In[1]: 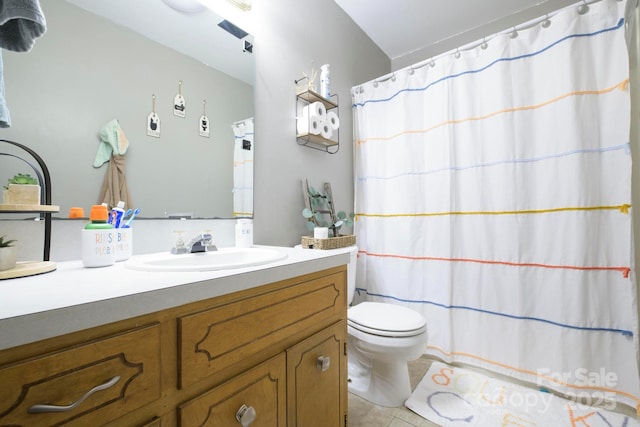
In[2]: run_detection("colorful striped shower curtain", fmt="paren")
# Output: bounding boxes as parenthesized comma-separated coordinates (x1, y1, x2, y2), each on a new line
(233, 117, 254, 217)
(352, 0, 640, 411)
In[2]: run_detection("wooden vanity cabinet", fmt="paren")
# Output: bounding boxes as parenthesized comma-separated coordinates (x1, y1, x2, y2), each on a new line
(0, 265, 348, 427)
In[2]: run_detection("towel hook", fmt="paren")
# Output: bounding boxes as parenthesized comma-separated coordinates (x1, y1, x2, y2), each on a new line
(202, 99, 207, 115)
(151, 94, 156, 113)
(178, 80, 183, 95)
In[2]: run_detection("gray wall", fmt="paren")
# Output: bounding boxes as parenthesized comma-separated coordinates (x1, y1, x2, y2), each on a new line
(251, 0, 389, 246)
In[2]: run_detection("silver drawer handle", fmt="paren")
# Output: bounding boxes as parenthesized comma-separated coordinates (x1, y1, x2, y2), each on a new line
(235, 404, 256, 427)
(28, 375, 121, 414)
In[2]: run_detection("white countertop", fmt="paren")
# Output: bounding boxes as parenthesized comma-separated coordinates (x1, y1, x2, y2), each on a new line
(0, 246, 351, 350)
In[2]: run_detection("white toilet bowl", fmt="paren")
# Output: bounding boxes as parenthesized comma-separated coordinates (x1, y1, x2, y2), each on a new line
(294, 244, 428, 407)
(347, 301, 427, 407)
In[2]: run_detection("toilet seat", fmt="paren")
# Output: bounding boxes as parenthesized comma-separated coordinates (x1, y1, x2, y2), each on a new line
(348, 302, 426, 338)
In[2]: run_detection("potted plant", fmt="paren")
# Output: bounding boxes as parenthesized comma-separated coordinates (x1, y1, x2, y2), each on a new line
(0, 235, 17, 271)
(2, 173, 40, 205)
(301, 180, 355, 239)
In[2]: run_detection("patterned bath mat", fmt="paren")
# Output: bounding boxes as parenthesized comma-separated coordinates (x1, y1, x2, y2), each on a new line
(405, 362, 638, 426)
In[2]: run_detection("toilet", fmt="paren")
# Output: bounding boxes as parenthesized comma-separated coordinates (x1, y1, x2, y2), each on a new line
(343, 246, 428, 407)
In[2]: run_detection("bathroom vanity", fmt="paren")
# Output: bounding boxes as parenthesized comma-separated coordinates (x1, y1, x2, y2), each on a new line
(0, 247, 350, 426)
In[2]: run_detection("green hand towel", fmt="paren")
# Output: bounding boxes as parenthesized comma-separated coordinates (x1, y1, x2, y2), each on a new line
(94, 119, 129, 168)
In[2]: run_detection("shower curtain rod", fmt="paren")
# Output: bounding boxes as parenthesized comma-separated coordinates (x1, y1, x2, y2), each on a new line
(368, 0, 632, 86)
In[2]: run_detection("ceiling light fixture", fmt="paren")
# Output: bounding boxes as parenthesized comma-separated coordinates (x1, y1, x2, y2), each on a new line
(161, 0, 206, 13)
(196, 0, 253, 33)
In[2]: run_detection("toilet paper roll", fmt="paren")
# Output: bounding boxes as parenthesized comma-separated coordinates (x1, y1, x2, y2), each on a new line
(297, 116, 322, 135)
(326, 111, 340, 130)
(302, 102, 327, 121)
(320, 121, 333, 140)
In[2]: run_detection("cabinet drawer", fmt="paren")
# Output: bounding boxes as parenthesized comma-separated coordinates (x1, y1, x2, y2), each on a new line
(0, 323, 161, 427)
(178, 353, 286, 427)
(178, 271, 345, 388)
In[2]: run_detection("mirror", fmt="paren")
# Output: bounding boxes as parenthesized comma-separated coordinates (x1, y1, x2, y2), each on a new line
(0, 0, 254, 219)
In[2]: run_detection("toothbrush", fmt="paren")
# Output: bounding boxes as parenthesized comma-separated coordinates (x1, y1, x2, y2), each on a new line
(122, 208, 140, 228)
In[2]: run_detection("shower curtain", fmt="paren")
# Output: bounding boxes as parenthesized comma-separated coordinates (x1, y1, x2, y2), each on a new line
(232, 117, 254, 217)
(353, 0, 640, 411)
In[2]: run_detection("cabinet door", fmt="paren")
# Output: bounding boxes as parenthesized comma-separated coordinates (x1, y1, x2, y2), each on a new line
(0, 324, 161, 427)
(287, 320, 347, 427)
(178, 353, 286, 427)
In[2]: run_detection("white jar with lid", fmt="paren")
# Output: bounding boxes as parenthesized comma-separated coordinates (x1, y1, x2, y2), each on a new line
(235, 219, 253, 248)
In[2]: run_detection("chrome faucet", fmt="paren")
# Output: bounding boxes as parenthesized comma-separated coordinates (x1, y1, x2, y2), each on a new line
(171, 232, 217, 254)
(187, 232, 217, 253)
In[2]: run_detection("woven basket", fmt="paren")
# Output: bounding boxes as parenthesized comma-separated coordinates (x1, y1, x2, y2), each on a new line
(300, 234, 356, 250)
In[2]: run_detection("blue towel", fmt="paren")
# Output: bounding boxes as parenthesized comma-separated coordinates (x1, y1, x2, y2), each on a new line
(0, 0, 46, 52)
(0, 51, 10, 128)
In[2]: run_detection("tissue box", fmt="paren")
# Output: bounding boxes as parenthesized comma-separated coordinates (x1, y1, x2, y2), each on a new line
(2, 184, 41, 205)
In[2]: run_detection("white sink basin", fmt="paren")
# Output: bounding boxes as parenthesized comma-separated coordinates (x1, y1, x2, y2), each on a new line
(124, 247, 288, 272)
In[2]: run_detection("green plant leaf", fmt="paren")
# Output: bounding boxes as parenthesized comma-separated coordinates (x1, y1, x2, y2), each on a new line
(306, 221, 315, 231)
(0, 235, 16, 247)
(302, 208, 313, 218)
(337, 211, 346, 220)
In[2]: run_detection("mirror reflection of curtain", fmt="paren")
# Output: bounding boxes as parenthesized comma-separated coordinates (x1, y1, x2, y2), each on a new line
(232, 117, 254, 217)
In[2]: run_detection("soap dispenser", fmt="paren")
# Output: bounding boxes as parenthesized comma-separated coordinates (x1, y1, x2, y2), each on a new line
(320, 64, 331, 99)
(82, 204, 115, 267)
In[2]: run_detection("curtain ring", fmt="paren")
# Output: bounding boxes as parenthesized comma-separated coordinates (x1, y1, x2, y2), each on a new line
(480, 38, 488, 50)
(429, 59, 436, 68)
(408, 67, 415, 75)
(578, 0, 589, 14)
(391, 74, 396, 82)
(373, 81, 379, 88)
(510, 27, 519, 39)
(541, 14, 551, 28)
(454, 49, 461, 59)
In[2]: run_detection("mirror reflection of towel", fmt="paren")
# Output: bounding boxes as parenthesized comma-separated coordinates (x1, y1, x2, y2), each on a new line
(0, 0, 47, 52)
(0, 52, 10, 128)
(0, 0, 47, 128)
(98, 154, 132, 210)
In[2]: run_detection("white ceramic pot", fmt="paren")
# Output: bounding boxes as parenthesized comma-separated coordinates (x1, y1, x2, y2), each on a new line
(0, 246, 17, 271)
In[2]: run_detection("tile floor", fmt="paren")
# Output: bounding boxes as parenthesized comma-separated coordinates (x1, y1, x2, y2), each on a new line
(347, 355, 440, 427)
